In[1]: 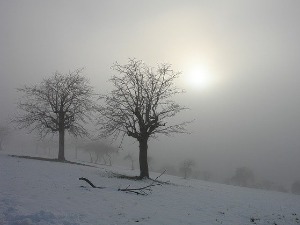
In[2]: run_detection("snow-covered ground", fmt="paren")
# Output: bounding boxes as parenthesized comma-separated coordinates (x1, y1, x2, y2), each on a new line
(0, 153, 299, 225)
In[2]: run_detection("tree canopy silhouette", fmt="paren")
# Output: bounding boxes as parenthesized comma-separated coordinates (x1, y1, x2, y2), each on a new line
(97, 59, 189, 178)
(14, 69, 95, 161)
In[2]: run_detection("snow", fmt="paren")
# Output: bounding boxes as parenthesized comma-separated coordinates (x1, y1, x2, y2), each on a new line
(0, 153, 299, 225)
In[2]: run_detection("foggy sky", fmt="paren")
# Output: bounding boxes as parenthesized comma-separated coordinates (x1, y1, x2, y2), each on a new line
(1, 0, 300, 187)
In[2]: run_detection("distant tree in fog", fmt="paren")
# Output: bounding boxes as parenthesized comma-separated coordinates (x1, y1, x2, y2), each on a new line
(229, 167, 255, 187)
(124, 152, 136, 170)
(291, 180, 300, 195)
(82, 142, 118, 165)
(0, 125, 9, 151)
(180, 159, 195, 179)
(201, 170, 212, 181)
(97, 59, 189, 178)
(147, 155, 154, 171)
(13, 69, 95, 161)
(35, 138, 56, 157)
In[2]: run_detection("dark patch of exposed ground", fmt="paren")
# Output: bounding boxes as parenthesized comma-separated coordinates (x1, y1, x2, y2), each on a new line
(8, 154, 96, 167)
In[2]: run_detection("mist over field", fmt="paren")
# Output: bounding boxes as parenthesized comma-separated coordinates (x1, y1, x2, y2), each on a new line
(1, 0, 300, 193)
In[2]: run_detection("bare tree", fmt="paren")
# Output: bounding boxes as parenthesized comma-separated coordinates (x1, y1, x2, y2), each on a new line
(201, 170, 212, 181)
(97, 59, 189, 178)
(179, 159, 195, 179)
(13, 69, 95, 161)
(35, 138, 56, 157)
(0, 125, 9, 151)
(229, 167, 255, 187)
(82, 141, 118, 165)
(124, 152, 136, 170)
(147, 155, 154, 171)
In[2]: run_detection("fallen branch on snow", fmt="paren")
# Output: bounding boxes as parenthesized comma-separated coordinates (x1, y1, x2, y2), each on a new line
(79, 170, 166, 195)
(117, 170, 166, 195)
(79, 177, 105, 189)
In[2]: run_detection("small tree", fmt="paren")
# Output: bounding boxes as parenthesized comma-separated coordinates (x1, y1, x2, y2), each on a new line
(201, 170, 212, 181)
(97, 59, 189, 178)
(230, 167, 255, 187)
(13, 69, 95, 161)
(124, 152, 135, 170)
(147, 155, 154, 171)
(0, 125, 9, 151)
(82, 142, 118, 165)
(35, 138, 56, 157)
(179, 159, 195, 179)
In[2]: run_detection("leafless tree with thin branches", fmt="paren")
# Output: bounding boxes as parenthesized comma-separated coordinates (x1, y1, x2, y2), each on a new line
(13, 69, 95, 161)
(180, 159, 195, 179)
(124, 152, 136, 170)
(82, 141, 118, 165)
(97, 59, 190, 178)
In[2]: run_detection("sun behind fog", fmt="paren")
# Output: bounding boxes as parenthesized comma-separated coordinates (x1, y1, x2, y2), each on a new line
(185, 66, 215, 91)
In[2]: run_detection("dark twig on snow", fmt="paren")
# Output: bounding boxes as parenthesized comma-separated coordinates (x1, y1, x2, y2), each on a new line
(118, 170, 166, 195)
(150, 177, 171, 185)
(78, 170, 166, 195)
(79, 177, 105, 189)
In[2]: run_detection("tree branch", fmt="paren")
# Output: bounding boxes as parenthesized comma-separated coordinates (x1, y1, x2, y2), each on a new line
(118, 170, 166, 195)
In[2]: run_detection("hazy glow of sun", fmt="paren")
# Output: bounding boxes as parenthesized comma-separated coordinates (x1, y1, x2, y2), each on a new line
(185, 66, 215, 90)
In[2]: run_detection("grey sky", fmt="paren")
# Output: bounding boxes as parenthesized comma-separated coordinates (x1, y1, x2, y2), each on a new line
(1, 0, 300, 186)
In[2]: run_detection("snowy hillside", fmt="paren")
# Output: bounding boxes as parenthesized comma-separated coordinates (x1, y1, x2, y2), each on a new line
(0, 153, 299, 225)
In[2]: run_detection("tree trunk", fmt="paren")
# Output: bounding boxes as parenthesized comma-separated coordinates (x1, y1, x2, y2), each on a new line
(139, 138, 149, 178)
(58, 128, 65, 161)
(184, 170, 187, 179)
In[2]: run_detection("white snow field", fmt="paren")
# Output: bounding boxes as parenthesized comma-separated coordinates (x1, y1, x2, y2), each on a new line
(0, 153, 299, 225)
